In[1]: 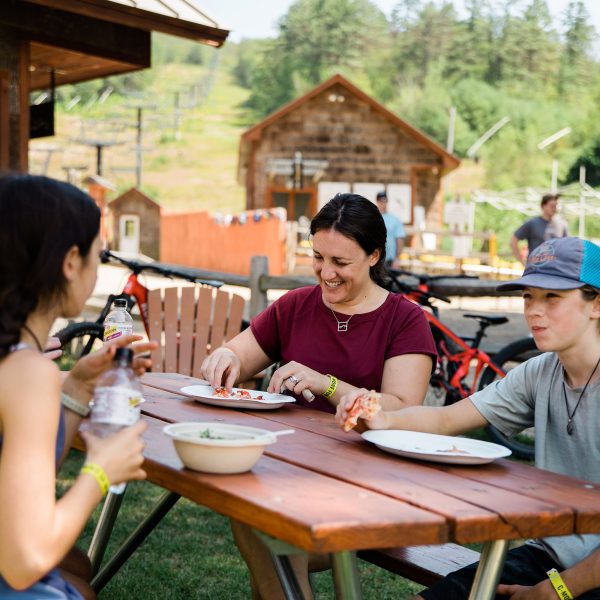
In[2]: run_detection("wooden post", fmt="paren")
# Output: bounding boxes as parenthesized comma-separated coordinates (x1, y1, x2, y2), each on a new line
(250, 256, 269, 318)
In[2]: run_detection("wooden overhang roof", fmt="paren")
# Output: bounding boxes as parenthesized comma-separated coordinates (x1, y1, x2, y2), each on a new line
(2, 0, 229, 91)
(238, 73, 460, 183)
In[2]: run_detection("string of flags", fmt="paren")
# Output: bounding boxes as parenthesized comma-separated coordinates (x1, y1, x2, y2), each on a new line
(212, 207, 287, 226)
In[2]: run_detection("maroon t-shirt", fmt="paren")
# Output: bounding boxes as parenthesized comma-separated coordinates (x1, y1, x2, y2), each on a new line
(250, 286, 437, 413)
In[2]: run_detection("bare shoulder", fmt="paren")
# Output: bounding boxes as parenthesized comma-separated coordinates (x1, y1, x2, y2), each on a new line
(0, 350, 61, 413)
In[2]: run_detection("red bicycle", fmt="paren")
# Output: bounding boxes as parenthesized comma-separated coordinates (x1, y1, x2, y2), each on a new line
(387, 269, 538, 460)
(56, 249, 224, 358)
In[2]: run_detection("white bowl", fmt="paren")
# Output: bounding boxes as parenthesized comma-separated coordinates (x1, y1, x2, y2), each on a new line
(163, 422, 278, 474)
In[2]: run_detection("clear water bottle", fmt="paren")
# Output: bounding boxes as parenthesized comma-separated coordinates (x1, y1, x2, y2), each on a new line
(103, 298, 133, 342)
(90, 347, 143, 494)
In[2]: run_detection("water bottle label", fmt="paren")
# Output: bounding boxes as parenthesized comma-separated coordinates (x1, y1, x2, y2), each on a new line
(91, 385, 142, 426)
(104, 323, 133, 341)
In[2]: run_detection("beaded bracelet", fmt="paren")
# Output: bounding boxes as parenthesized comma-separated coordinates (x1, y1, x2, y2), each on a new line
(547, 568, 573, 600)
(81, 463, 110, 496)
(322, 375, 338, 399)
(61, 392, 91, 417)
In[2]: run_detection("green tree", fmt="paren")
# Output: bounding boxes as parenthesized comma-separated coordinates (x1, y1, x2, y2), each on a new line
(558, 1, 596, 94)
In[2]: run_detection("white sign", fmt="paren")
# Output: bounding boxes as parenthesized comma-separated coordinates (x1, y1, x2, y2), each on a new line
(353, 183, 384, 204)
(444, 200, 474, 228)
(386, 184, 412, 223)
(317, 181, 351, 210)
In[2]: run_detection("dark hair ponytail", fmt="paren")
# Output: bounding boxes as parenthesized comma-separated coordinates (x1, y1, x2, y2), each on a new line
(0, 174, 100, 358)
(310, 193, 387, 285)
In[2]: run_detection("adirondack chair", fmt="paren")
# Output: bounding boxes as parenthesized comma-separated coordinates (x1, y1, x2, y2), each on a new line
(147, 286, 245, 377)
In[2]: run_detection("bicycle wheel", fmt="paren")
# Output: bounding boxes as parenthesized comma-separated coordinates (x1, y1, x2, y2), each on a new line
(55, 321, 104, 363)
(478, 337, 539, 460)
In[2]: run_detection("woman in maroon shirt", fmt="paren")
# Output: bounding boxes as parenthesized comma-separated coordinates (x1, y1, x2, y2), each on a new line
(202, 194, 436, 599)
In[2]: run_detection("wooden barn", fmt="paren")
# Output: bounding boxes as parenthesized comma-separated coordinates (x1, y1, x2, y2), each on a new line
(238, 74, 460, 229)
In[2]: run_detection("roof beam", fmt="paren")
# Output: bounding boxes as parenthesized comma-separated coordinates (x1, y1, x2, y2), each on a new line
(1, 1, 150, 68)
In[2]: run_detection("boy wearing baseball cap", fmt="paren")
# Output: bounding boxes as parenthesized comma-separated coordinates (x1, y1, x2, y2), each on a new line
(337, 236, 600, 599)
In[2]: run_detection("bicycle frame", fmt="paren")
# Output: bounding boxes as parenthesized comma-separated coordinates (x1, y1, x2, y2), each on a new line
(422, 309, 505, 400)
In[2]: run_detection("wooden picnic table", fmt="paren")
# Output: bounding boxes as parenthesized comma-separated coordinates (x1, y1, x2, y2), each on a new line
(85, 372, 600, 599)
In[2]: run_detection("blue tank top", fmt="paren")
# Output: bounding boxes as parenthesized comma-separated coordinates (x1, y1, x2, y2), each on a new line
(0, 343, 83, 599)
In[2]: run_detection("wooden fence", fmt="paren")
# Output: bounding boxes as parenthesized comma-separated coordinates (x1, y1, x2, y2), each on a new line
(158, 255, 519, 319)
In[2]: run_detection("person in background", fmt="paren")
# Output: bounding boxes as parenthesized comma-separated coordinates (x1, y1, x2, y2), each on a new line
(510, 193, 568, 266)
(0, 174, 153, 599)
(202, 193, 436, 599)
(376, 190, 406, 268)
(337, 236, 600, 600)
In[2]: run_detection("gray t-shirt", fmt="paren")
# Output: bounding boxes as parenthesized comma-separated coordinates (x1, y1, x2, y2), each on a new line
(471, 352, 600, 568)
(514, 216, 568, 252)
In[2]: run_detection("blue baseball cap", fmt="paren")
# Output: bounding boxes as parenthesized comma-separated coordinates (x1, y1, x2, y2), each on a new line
(497, 237, 600, 291)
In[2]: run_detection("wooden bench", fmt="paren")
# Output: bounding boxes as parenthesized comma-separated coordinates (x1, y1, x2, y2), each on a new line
(358, 543, 480, 587)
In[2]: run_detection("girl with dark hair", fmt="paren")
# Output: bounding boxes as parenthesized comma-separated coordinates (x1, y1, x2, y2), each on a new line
(201, 193, 436, 599)
(0, 174, 151, 598)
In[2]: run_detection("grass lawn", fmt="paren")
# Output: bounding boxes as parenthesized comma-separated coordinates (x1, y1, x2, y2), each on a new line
(59, 449, 425, 599)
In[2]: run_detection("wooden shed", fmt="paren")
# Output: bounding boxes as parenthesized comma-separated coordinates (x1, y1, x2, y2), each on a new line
(108, 187, 161, 258)
(0, 0, 228, 173)
(238, 74, 460, 228)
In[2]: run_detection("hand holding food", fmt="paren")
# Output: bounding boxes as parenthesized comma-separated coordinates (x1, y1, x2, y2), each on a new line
(201, 347, 241, 391)
(336, 389, 386, 432)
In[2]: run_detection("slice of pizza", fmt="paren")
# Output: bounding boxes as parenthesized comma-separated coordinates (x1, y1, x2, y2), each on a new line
(212, 386, 231, 398)
(342, 391, 381, 432)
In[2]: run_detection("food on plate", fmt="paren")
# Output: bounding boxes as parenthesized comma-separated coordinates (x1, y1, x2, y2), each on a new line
(437, 444, 471, 455)
(343, 390, 381, 432)
(212, 387, 263, 400)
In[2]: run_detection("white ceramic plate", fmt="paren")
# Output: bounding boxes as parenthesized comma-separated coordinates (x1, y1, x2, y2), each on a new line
(180, 384, 296, 410)
(361, 430, 511, 465)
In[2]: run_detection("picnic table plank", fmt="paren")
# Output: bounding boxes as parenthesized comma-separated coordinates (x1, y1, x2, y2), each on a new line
(139, 378, 576, 544)
(139, 415, 447, 553)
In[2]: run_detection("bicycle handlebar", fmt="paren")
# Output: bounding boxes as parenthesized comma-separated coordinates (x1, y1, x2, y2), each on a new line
(100, 250, 224, 288)
(388, 268, 479, 285)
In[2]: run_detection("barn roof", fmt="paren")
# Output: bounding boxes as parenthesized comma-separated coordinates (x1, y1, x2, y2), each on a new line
(238, 73, 460, 182)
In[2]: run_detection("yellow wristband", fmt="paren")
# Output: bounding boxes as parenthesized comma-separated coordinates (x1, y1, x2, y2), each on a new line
(322, 375, 338, 399)
(547, 568, 573, 600)
(81, 462, 110, 496)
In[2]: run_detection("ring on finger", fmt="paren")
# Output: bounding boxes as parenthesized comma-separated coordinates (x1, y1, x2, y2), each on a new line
(288, 375, 300, 385)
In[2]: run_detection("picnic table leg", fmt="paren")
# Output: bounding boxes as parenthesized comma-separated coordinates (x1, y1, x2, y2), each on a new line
(91, 491, 180, 592)
(254, 530, 308, 600)
(331, 551, 362, 600)
(88, 489, 126, 575)
(271, 555, 308, 600)
(467, 539, 509, 600)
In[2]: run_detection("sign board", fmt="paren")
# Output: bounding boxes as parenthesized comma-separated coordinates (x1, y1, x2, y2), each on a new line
(30, 100, 55, 139)
(387, 183, 412, 223)
(444, 200, 474, 228)
(317, 181, 351, 210)
(353, 182, 383, 204)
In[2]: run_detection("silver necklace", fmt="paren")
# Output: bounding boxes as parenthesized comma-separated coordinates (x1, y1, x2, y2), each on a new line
(330, 309, 353, 332)
(562, 355, 600, 435)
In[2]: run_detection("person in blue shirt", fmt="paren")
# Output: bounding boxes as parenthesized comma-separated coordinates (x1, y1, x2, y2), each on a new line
(376, 191, 406, 267)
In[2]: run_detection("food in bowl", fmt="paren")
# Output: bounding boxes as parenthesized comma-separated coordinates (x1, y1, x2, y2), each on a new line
(163, 422, 279, 474)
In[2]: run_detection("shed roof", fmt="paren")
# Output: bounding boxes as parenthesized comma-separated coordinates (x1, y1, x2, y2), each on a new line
(239, 74, 460, 182)
(5, 0, 229, 90)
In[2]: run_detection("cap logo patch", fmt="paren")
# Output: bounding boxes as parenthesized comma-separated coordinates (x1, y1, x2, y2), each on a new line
(528, 241, 556, 269)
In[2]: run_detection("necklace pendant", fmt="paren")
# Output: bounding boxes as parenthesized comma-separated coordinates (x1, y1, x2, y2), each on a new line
(337, 322, 348, 332)
(567, 420, 574, 436)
